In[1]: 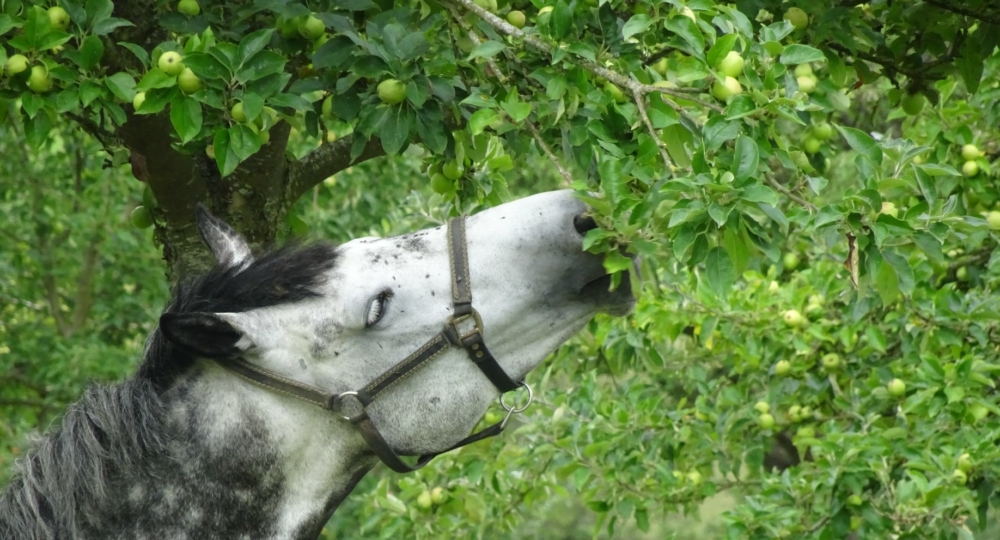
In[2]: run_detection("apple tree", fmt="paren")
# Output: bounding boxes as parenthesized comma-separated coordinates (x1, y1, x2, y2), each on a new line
(2, 0, 1000, 538)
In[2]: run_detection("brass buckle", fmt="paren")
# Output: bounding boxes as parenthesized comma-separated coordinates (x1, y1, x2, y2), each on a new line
(449, 308, 484, 342)
(499, 383, 533, 428)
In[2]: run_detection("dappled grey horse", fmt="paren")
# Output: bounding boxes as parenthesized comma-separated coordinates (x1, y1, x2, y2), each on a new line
(0, 190, 634, 539)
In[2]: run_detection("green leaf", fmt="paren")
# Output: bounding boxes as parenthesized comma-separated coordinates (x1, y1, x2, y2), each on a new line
(875, 258, 899, 306)
(228, 124, 261, 161)
(236, 50, 286, 84)
(104, 72, 136, 102)
(92, 18, 133, 36)
(170, 94, 203, 144)
(313, 36, 354, 70)
(86, 0, 113, 29)
(707, 34, 738, 69)
(836, 125, 883, 166)
(469, 109, 498, 136)
(137, 69, 180, 92)
(237, 28, 275, 66)
(23, 7, 52, 49)
(79, 35, 105, 70)
(378, 107, 410, 156)
(703, 117, 739, 150)
(705, 247, 735, 300)
(664, 15, 705, 59)
(0, 15, 19, 37)
(184, 52, 232, 82)
(79, 79, 105, 106)
(779, 44, 826, 65)
(732, 135, 759, 181)
(741, 183, 779, 206)
(622, 15, 652, 41)
(500, 100, 531, 123)
(603, 250, 633, 274)
(468, 40, 505, 60)
(117, 42, 149, 66)
(24, 110, 53, 149)
(211, 130, 234, 176)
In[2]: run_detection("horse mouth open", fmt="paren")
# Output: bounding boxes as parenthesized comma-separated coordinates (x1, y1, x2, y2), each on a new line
(579, 259, 637, 317)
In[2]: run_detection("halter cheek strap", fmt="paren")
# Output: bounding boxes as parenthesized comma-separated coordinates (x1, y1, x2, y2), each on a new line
(211, 216, 531, 473)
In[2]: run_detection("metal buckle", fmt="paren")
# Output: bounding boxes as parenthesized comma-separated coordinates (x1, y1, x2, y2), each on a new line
(449, 308, 484, 342)
(334, 391, 365, 422)
(499, 383, 533, 428)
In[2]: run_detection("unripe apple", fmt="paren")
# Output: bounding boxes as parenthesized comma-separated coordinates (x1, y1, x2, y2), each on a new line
(848, 494, 863, 506)
(958, 453, 973, 473)
(5, 54, 29, 75)
(821, 353, 840, 370)
(27, 66, 53, 93)
(48, 6, 71, 31)
(604, 81, 626, 103)
(900, 92, 924, 115)
(298, 15, 326, 40)
(850, 516, 862, 531)
(886, 378, 906, 397)
(686, 470, 702, 485)
(961, 144, 981, 161)
(177, 0, 200, 16)
(506, 10, 526, 28)
(783, 309, 806, 327)
(322, 95, 335, 118)
(799, 406, 812, 419)
(276, 16, 301, 39)
(416, 490, 432, 509)
(430, 486, 445, 504)
(880, 202, 898, 218)
(257, 127, 270, 145)
(757, 413, 775, 429)
(951, 469, 967, 484)
(812, 121, 834, 140)
(231, 102, 247, 123)
(483, 410, 503, 424)
(442, 160, 463, 180)
(783, 252, 801, 270)
(753, 401, 770, 414)
(377, 79, 406, 105)
(158, 51, 184, 76)
(177, 68, 203, 94)
(205, 144, 215, 159)
(986, 211, 1000, 228)
(788, 405, 802, 421)
(474, 0, 498, 11)
(130, 206, 153, 229)
(803, 136, 821, 154)
(793, 63, 813, 77)
(956, 266, 969, 281)
(768, 280, 780, 293)
(796, 425, 815, 439)
(783, 7, 808, 29)
(652, 57, 668, 76)
(796, 75, 817, 93)
(962, 160, 979, 177)
(711, 76, 742, 101)
(133, 91, 146, 111)
(716, 51, 744, 78)
(774, 360, 791, 376)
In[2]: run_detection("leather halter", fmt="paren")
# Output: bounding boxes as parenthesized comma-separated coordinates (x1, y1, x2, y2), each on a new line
(211, 216, 532, 473)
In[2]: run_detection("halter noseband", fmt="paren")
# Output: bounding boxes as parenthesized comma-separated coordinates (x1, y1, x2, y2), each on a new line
(211, 217, 532, 473)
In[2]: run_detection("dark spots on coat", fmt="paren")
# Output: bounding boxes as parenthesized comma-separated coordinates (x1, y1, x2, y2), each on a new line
(430, 397, 440, 405)
(426, 274, 430, 278)
(299, 358, 307, 370)
(430, 291, 435, 296)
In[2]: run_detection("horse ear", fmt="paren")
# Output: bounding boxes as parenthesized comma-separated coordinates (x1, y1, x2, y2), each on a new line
(195, 203, 253, 269)
(159, 312, 252, 359)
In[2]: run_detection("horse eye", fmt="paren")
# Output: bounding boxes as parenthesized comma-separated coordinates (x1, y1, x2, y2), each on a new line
(365, 290, 392, 328)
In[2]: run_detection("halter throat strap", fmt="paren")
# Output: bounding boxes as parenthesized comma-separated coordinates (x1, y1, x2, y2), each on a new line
(211, 216, 525, 473)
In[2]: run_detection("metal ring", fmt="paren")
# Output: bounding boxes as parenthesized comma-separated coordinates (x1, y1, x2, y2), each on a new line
(335, 391, 361, 422)
(500, 383, 533, 414)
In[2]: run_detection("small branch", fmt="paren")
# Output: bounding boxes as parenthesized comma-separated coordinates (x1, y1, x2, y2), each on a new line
(287, 134, 387, 203)
(65, 111, 122, 150)
(633, 88, 675, 173)
(923, 0, 1000, 26)
(0, 399, 48, 408)
(826, 43, 923, 82)
(524, 121, 573, 186)
(766, 174, 817, 211)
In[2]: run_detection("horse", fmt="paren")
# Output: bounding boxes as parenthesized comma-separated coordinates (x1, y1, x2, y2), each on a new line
(0, 190, 634, 539)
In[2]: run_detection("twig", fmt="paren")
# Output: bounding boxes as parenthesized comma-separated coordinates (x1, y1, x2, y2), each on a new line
(923, 0, 1000, 26)
(524, 121, 573, 186)
(766, 174, 817, 211)
(0, 399, 48, 408)
(633, 88, 675, 173)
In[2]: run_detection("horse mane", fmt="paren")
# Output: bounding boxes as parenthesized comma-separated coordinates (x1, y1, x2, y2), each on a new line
(0, 240, 338, 539)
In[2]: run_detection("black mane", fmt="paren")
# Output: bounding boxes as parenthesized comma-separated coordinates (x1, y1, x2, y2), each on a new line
(137, 241, 339, 390)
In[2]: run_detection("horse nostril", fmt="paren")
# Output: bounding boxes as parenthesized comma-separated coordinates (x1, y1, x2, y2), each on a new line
(573, 214, 598, 236)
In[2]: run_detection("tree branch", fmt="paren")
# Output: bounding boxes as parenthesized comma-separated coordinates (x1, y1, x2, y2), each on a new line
(923, 0, 1000, 26)
(766, 174, 818, 212)
(633, 88, 675, 173)
(287, 134, 388, 203)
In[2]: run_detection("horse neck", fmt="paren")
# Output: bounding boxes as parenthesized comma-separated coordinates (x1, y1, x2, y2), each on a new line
(0, 361, 376, 540)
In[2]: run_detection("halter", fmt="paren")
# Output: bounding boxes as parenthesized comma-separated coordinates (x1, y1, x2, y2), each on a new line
(210, 217, 533, 472)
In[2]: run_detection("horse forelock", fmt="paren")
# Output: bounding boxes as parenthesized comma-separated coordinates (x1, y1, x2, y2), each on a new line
(138, 241, 340, 390)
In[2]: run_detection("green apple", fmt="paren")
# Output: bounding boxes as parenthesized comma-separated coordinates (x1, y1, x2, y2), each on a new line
(231, 102, 247, 123)
(507, 10, 526, 28)
(653, 57, 668, 76)
(794, 63, 813, 77)
(442, 160, 463, 180)
(783, 309, 807, 327)
(803, 136, 821, 154)
(298, 15, 326, 40)
(130, 206, 153, 229)
(276, 16, 301, 39)
(711, 76, 742, 101)
(962, 160, 979, 177)
(821, 353, 840, 370)
(900, 92, 924, 115)
(474, 0, 498, 11)
(716, 51, 744, 78)
(788, 405, 802, 421)
(416, 490, 432, 509)
(956, 266, 969, 281)
(797, 75, 817, 93)
(757, 413, 775, 429)
(604, 81, 626, 103)
(961, 144, 981, 161)
(158, 51, 184, 76)
(880, 202, 898, 218)
(774, 360, 791, 376)
(783, 252, 801, 270)
(431, 174, 452, 194)
(177, 0, 200, 16)
(377, 79, 406, 105)
(48, 6, 71, 30)
(257, 127, 270, 145)
(322, 95, 335, 118)
(800, 406, 812, 419)
(886, 378, 906, 397)
(312, 33, 332, 53)
(848, 494, 863, 506)
(5, 54, 29, 75)
(951, 469, 967, 484)
(177, 68, 203, 94)
(753, 401, 770, 414)
(430, 486, 445, 504)
(784, 7, 808, 29)
(812, 121, 834, 140)
(958, 453, 973, 473)
(850, 516, 862, 531)
(768, 280, 780, 293)
(686, 470, 702, 485)
(986, 211, 1000, 228)
(796, 425, 815, 439)
(133, 91, 146, 111)
(27, 66, 53, 93)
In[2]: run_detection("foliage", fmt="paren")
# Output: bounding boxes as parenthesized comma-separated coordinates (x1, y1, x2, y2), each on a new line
(3, 0, 1000, 538)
